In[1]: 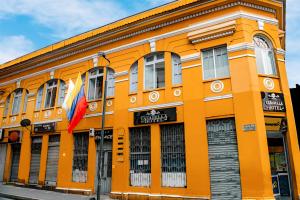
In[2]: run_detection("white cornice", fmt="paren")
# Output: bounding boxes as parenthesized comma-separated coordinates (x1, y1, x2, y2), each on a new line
(0, 10, 278, 87)
(204, 94, 233, 102)
(84, 111, 114, 118)
(181, 53, 201, 63)
(227, 42, 255, 52)
(182, 63, 202, 70)
(228, 54, 256, 60)
(128, 101, 183, 112)
(0, 124, 21, 129)
(114, 70, 128, 77)
(33, 118, 63, 125)
(276, 48, 285, 55)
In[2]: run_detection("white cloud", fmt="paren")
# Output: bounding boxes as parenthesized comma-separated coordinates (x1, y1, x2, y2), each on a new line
(0, 0, 128, 39)
(0, 35, 35, 64)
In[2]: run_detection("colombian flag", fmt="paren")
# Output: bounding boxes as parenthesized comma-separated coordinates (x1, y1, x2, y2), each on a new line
(63, 73, 88, 133)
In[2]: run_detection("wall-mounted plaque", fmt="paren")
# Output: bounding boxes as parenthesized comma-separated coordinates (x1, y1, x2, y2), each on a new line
(261, 92, 286, 112)
(34, 122, 56, 133)
(95, 130, 113, 142)
(134, 107, 177, 125)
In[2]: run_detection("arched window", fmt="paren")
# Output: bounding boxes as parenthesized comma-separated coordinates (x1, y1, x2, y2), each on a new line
(144, 52, 165, 90)
(254, 35, 277, 75)
(3, 88, 29, 117)
(35, 79, 66, 110)
(129, 62, 138, 93)
(172, 53, 182, 85)
(106, 68, 115, 97)
(87, 68, 103, 100)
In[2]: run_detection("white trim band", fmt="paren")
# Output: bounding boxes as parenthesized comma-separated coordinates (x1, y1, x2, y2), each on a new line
(0, 124, 21, 129)
(204, 94, 233, 102)
(115, 78, 128, 83)
(114, 70, 128, 77)
(277, 59, 285, 62)
(181, 53, 201, 63)
(228, 54, 256, 60)
(227, 42, 255, 52)
(33, 118, 63, 125)
(84, 111, 114, 118)
(182, 63, 202, 70)
(128, 101, 183, 112)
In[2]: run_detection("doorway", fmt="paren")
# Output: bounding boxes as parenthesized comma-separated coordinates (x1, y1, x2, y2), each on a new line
(10, 143, 21, 182)
(29, 137, 42, 185)
(267, 132, 293, 200)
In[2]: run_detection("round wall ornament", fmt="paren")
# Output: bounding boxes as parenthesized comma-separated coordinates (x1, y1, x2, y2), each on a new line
(173, 89, 182, 97)
(210, 80, 224, 93)
(149, 91, 160, 103)
(89, 102, 97, 111)
(263, 78, 275, 90)
(107, 100, 113, 107)
(130, 96, 137, 104)
(57, 108, 62, 115)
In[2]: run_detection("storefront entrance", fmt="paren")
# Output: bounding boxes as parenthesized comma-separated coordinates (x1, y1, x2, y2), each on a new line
(267, 133, 293, 200)
(29, 137, 42, 184)
(10, 143, 21, 182)
(94, 130, 113, 194)
(0, 144, 7, 182)
(45, 135, 60, 186)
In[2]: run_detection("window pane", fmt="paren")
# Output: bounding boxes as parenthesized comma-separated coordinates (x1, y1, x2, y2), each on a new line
(255, 47, 264, 74)
(88, 78, 96, 100)
(12, 90, 22, 115)
(36, 86, 43, 110)
(130, 62, 138, 93)
(44, 88, 51, 108)
(145, 64, 154, 90)
(172, 54, 182, 85)
(203, 50, 215, 80)
(155, 62, 165, 88)
(95, 76, 103, 99)
(215, 47, 229, 78)
(58, 81, 66, 106)
(50, 87, 57, 107)
(106, 68, 115, 97)
(3, 95, 10, 117)
(72, 133, 89, 183)
(23, 92, 28, 113)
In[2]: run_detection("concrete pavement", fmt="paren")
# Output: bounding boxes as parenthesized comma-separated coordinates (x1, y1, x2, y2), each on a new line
(0, 184, 112, 200)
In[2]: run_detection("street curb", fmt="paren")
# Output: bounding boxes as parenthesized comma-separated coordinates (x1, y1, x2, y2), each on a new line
(0, 192, 40, 200)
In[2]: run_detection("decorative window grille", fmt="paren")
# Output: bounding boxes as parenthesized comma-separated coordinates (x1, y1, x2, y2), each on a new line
(172, 53, 182, 85)
(144, 52, 165, 90)
(160, 123, 186, 187)
(129, 127, 151, 187)
(106, 68, 115, 97)
(202, 46, 229, 80)
(130, 62, 138, 93)
(23, 91, 28, 113)
(57, 80, 66, 106)
(44, 80, 58, 109)
(88, 68, 103, 100)
(254, 35, 277, 75)
(35, 86, 44, 110)
(72, 133, 89, 183)
(11, 89, 23, 115)
(3, 95, 11, 117)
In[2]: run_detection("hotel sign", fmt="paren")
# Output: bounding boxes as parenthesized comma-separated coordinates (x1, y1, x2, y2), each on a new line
(134, 107, 177, 125)
(261, 92, 286, 112)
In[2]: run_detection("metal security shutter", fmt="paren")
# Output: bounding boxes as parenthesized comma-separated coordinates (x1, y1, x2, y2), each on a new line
(207, 119, 242, 200)
(10, 143, 21, 182)
(45, 135, 60, 186)
(29, 137, 42, 184)
(0, 144, 7, 182)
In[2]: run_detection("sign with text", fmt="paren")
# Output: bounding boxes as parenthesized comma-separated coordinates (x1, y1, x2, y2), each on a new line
(95, 130, 113, 142)
(261, 92, 286, 112)
(34, 122, 56, 133)
(265, 117, 287, 132)
(134, 107, 177, 125)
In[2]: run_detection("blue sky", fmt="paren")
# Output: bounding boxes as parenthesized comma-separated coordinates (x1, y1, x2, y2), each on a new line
(0, 0, 299, 87)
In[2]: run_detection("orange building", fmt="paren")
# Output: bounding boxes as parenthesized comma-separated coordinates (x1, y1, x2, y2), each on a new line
(0, 0, 299, 199)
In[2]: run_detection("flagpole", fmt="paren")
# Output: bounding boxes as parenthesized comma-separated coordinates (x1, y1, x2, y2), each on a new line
(97, 53, 110, 200)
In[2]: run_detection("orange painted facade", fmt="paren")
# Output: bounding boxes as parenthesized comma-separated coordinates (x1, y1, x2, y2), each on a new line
(0, 0, 299, 200)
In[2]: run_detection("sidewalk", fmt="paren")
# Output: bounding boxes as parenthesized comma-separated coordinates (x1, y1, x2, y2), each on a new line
(0, 184, 111, 200)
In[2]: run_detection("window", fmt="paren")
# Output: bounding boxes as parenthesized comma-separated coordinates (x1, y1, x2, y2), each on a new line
(106, 68, 115, 97)
(57, 81, 66, 106)
(254, 36, 277, 75)
(160, 124, 186, 187)
(172, 53, 182, 85)
(44, 80, 57, 109)
(72, 133, 89, 183)
(3, 95, 11, 117)
(88, 68, 103, 100)
(129, 127, 151, 187)
(11, 89, 23, 115)
(130, 62, 138, 93)
(202, 46, 229, 80)
(144, 53, 165, 90)
(35, 86, 43, 110)
(23, 92, 29, 113)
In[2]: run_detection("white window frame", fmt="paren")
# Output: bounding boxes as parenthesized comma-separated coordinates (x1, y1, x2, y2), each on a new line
(44, 80, 58, 109)
(254, 36, 277, 76)
(11, 89, 23, 115)
(57, 80, 66, 106)
(201, 46, 229, 80)
(35, 86, 44, 111)
(87, 68, 104, 101)
(106, 68, 115, 97)
(172, 53, 182, 85)
(23, 91, 28, 113)
(144, 52, 165, 90)
(130, 62, 138, 93)
(3, 95, 11, 117)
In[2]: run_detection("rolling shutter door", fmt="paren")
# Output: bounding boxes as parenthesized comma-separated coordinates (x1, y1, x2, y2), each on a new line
(29, 137, 42, 184)
(10, 143, 21, 182)
(207, 119, 242, 200)
(45, 135, 60, 186)
(0, 144, 7, 182)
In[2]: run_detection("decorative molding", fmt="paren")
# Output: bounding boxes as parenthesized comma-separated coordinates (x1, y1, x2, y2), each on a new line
(149, 91, 160, 103)
(210, 80, 224, 93)
(128, 101, 183, 112)
(33, 118, 62, 125)
(258, 20, 264, 30)
(149, 39, 156, 52)
(114, 70, 128, 77)
(84, 111, 114, 118)
(28, 93, 35, 97)
(228, 54, 256, 60)
(115, 78, 128, 83)
(0, 124, 21, 129)
(16, 80, 21, 88)
(92, 56, 98, 67)
(263, 78, 275, 90)
(0, 6, 278, 85)
(130, 96, 137, 104)
(277, 59, 285, 62)
(173, 89, 182, 97)
(227, 42, 255, 52)
(276, 48, 285, 55)
(27, 99, 35, 102)
(111, 192, 209, 199)
(50, 70, 55, 79)
(204, 94, 233, 102)
(182, 63, 201, 70)
(191, 30, 234, 43)
(181, 53, 201, 63)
